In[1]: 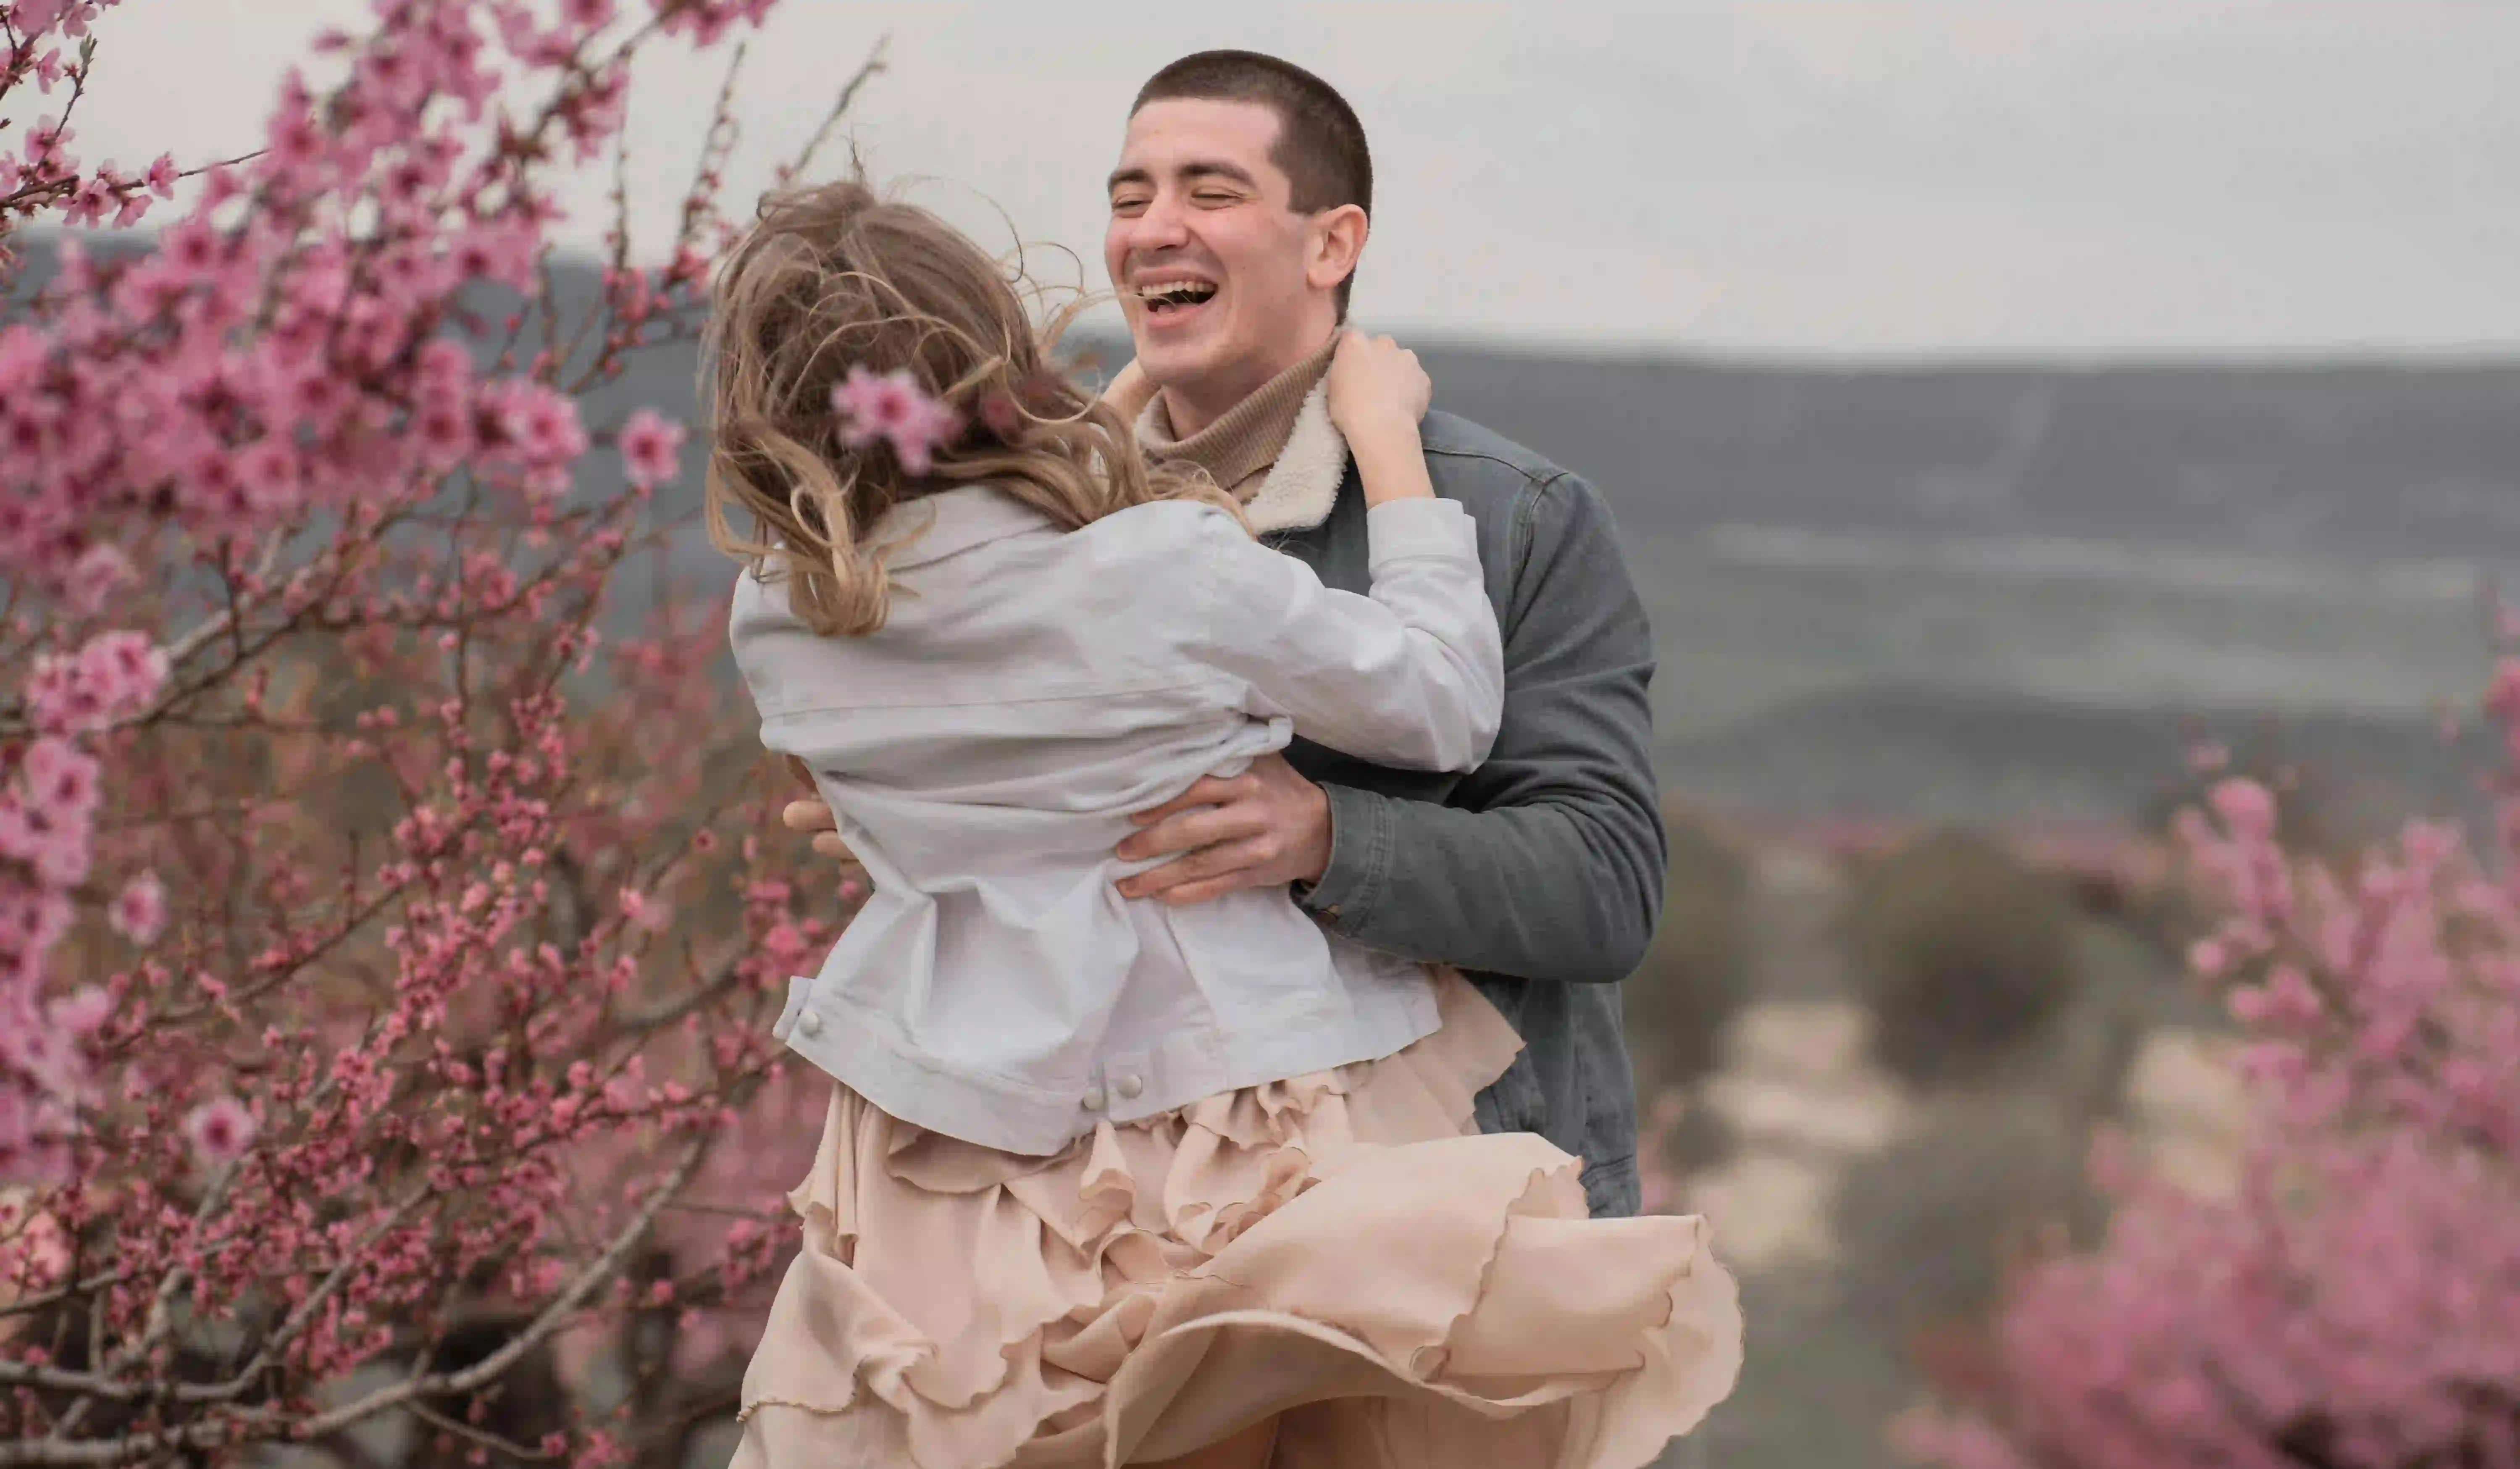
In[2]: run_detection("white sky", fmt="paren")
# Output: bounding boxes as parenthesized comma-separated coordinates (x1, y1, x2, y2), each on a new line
(21, 1, 2520, 357)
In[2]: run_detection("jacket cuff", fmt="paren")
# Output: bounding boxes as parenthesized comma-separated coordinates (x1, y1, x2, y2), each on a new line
(1295, 782, 1391, 930)
(1362, 497, 1477, 568)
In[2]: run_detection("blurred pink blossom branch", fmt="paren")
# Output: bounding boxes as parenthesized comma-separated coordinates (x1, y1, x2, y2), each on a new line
(0, 0, 881, 1462)
(1897, 640, 2520, 1469)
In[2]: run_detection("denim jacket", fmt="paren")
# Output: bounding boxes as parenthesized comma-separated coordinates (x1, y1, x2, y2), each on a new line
(1215, 399, 1665, 1219)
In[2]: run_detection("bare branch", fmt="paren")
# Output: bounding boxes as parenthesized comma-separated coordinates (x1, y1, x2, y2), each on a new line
(405, 1400, 561, 1463)
(787, 36, 891, 181)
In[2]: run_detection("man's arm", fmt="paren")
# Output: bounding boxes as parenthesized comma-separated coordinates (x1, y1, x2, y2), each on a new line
(1295, 470, 1665, 985)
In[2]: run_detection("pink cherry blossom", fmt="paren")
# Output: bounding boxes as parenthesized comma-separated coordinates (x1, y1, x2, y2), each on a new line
(108, 872, 168, 945)
(23, 630, 169, 732)
(2205, 776, 2276, 840)
(617, 408, 685, 487)
(0, 880, 74, 959)
(653, 0, 778, 45)
(486, 378, 591, 470)
(2489, 657, 2520, 721)
(0, 324, 44, 396)
(21, 737, 100, 815)
(831, 365, 963, 476)
(184, 1096, 257, 1166)
(0, 1010, 84, 1104)
(45, 986, 110, 1037)
(978, 388, 1026, 442)
(1913, 654, 2520, 1469)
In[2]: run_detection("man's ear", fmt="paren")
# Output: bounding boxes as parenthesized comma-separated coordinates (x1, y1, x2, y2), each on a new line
(1306, 204, 1369, 293)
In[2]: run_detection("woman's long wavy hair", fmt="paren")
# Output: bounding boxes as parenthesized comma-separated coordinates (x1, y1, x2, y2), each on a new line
(703, 175, 1243, 636)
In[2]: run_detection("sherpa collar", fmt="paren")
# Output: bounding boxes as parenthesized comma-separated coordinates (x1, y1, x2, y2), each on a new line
(1131, 349, 1351, 536)
(1230, 376, 1347, 536)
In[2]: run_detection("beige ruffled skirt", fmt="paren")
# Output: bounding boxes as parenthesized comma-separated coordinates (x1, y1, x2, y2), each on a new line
(731, 971, 1742, 1469)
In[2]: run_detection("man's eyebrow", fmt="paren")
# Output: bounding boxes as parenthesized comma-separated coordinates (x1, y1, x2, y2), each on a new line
(1180, 160, 1259, 189)
(1105, 160, 1260, 193)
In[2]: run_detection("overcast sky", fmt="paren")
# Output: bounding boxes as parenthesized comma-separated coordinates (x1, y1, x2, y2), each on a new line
(24, 1, 2520, 358)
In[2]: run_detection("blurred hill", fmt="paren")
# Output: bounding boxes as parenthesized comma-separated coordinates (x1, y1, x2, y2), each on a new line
(18, 234, 2517, 833)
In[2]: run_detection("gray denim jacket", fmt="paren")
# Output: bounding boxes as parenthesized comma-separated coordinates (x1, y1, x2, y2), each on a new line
(1269, 410, 1665, 1219)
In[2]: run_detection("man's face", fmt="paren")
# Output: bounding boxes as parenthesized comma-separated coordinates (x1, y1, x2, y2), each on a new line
(1105, 98, 1333, 401)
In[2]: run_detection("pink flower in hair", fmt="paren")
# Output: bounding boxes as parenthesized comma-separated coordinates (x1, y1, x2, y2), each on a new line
(831, 366, 962, 476)
(830, 366, 913, 442)
(978, 390, 1024, 443)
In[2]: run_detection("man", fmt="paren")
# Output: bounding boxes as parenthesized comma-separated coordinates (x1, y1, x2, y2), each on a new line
(784, 50, 1666, 1220)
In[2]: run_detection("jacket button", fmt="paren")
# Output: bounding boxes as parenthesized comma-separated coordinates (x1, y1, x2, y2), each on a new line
(1115, 1074, 1144, 1101)
(796, 1010, 823, 1037)
(1323, 905, 1342, 920)
(1081, 1087, 1107, 1112)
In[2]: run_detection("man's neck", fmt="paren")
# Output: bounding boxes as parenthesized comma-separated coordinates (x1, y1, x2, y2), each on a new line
(1156, 328, 1338, 438)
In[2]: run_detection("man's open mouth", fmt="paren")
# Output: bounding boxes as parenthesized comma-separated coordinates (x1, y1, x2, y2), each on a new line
(1135, 279, 1219, 320)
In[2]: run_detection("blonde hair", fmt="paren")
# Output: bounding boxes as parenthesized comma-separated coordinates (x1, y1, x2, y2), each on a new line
(703, 174, 1243, 636)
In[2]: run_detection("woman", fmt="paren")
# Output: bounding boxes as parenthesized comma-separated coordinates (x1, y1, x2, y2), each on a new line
(706, 174, 1741, 1469)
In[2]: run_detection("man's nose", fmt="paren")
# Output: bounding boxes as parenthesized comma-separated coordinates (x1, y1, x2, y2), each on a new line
(1126, 194, 1193, 250)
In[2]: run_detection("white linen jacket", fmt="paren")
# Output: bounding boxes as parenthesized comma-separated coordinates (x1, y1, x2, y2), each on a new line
(728, 484, 1503, 1154)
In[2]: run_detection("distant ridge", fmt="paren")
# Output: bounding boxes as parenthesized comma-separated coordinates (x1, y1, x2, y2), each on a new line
(16, 231, 2517, 830)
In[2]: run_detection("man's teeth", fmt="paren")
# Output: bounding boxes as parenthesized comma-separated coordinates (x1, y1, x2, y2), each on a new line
(1138, 282, 1216, 303)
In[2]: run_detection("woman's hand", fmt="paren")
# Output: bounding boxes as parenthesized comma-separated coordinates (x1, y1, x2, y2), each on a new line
(1326, 332, 1435, 505)
(1325, 331, 1429, 444)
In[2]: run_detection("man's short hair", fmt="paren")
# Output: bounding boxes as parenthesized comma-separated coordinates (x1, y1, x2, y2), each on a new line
(1133, 50, 1372, 319)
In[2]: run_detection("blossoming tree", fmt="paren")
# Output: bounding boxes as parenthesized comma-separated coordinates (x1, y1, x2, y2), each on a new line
(0, 0, 874, 1461)
(1897, 656, 2520, 1469)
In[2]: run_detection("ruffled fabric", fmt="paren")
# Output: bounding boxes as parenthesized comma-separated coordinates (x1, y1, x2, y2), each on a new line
(732, 972, 1742, 1469)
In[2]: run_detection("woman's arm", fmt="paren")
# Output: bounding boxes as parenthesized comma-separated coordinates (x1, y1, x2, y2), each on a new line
(1191, 499, 1501, 772)
(1185, 335, 1499, 771)
(1330, 334, 1437, 510)
(1099, 356, 1158, 422)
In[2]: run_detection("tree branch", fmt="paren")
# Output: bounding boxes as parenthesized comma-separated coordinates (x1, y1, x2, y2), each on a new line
(293, 1134, 711, 1437)
(787, 37, 890, 181)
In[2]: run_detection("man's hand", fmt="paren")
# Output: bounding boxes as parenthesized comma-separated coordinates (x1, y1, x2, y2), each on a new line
(1114, 753, 1332, 906)
(779, 757, 866, 899)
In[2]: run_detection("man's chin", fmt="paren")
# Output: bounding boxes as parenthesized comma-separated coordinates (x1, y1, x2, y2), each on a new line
(1128, 342, 1214, 397)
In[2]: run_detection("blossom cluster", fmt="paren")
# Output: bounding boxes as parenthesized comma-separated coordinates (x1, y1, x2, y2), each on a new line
(1899, 649, 2520, 1469)
(0, 0, 875, 1460)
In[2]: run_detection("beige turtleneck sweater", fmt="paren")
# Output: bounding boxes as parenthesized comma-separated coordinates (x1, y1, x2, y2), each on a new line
(1133, 335, 1340, 502)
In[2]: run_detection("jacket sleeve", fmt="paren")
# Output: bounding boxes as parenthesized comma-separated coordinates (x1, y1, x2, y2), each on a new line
(1193, 498, 1504, 773)
(1295, 472, 1667, 985)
